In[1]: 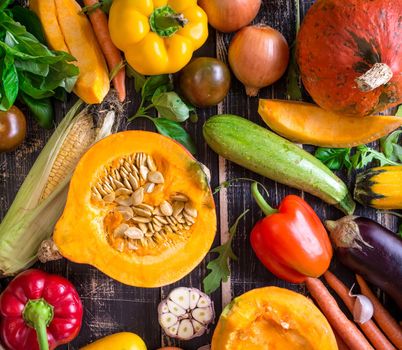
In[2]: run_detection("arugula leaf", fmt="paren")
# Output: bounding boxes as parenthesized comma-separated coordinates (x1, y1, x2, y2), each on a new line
(203, 210, 249, 294)
(315, 147, 351, 170)
(0, 54, 18, 110)
(396, 105, 402, 117)
(152, 92, 190, 122)
(153, 118, 196, 154)
(381, 130, 402, 162)
(142, 74, 171, 101)
(352, 145, 399, 169)
(11, 6, 46, 44)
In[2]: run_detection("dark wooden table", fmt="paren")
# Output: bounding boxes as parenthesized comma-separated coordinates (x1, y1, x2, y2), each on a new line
(1, 1, 400, 349)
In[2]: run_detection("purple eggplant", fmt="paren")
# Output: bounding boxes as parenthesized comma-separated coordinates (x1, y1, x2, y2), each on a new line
(326, 215, 402, 308)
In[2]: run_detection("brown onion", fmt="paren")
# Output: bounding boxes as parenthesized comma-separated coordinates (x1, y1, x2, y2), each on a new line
(199, 0, 261, 33)
(228, 25, 290, 96)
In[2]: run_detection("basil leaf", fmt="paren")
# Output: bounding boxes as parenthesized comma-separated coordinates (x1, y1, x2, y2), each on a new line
(152, 92, 190, 122)
(0, 0, 12, 11)
(14, 59, 49, 76)
(315, 147, 351, 170)
(381, 130, 402, 162)
(20, 93, 53, 128)
(152, 117, 196, 154)
(11, 6, 46, 44)
(141, 74, 171, 101)
(0, 54, 18, 111)
(126, 65, 146, 92)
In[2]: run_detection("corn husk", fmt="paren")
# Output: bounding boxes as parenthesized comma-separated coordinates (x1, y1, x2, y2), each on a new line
(0, 97, 120, 276)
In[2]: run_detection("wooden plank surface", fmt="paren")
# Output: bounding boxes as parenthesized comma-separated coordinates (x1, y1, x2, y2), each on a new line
(0, 1, 400, 349)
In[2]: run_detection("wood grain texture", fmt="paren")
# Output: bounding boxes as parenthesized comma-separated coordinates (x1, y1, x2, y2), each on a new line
(0, 1, 400, 349)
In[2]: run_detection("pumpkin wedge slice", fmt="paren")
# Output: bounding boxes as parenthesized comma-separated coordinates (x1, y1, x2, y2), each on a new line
(212, 287, 338, 350)
(259, 99, 402, 147)
(54, 131, 216, 287)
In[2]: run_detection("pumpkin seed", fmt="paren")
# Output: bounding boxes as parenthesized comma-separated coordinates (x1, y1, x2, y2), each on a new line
(140, 165, 149, 181)
(113, 179, 125, 189)
(145, 231, 154, 238)
(124, 226, 144, 239)
(132, 207, 152, 217)
(148, 171, 164, 184)
(115, 188, 132, 196)
(92, 191, 102, 201)
(114, 223, 129, 237)
(140, 237, 148, 247)
(153, 222, 162, 232)
(144, 182, 155, 193)
(171, 193, 188, 202)
(147, 222, 155, 233)
(96, 185, 108, 196)
(108, 176, 117, 190)
(128, 173, 139, 190)
(132, 216, 152, 223)
(164, 225, 173, 234)
(154, 215, 169, 225)
(103, 183, 114, 193)
(131, 187, 144, 206)
(123, 161, 132, 173)
(184, 203, 198, 218)
(113, 169, 121, 181)
(116, 241, 124, 252)
(173, 201, 185, 217)
(138, 223, 148, 233)
(153, 207, 162, 216)
(147, 155, 157, 171)
(127, 242, 138, 250)
(115, 196, 132, 206)
(137, 203, 154, 211)
(119, 167, 129, 178)
(103, 192, 116, 203)
(160, 200, 173, 216)
(123, 178, 133, 190)
(183, 212, 196, 224)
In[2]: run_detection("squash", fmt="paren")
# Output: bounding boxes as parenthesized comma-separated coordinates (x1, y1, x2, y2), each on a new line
(258, 99, 402, 147)
(211, 287, 338, 350)
(54, 131, 217, 287)
(297, 0, 402, 117)
(30, 0, 110, 104)
(354, 166, 402, 209)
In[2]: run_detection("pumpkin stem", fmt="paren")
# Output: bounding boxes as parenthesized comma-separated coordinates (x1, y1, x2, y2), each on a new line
(355, 63, 393, 92)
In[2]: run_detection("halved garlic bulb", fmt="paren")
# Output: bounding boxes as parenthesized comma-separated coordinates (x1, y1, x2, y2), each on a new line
(158, 287, 215, 340)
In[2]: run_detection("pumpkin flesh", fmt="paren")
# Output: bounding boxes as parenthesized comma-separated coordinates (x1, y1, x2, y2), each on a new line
(211, 287, 337, 350)
(297, 0, 402, 116)
(54, 131, 216, 287)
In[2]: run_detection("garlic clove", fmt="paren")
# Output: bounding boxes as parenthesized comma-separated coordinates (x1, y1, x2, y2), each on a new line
(197, 296, 211, 308)
(192, 319, 204, 334)
(169, 287, 191, 310)
(192, 307, 214, 324)
(159, 313, 179, 328)
(190, 289, 200, 309)
(177, 319, 194, 340)
(167, 299, 186, 317)
(159, 301, 169, 314)
(353, 294, 374, 324)
(166, 323, 180, 337)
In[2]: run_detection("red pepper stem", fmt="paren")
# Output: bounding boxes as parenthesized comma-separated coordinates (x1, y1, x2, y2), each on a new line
(251, 182, 278, 216)
(23, 299, 54, 350)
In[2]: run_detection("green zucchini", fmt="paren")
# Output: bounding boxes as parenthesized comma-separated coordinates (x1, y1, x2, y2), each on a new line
(203, 114, 355, 214)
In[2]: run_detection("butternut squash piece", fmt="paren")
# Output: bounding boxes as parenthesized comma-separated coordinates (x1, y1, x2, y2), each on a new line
(29, 0, 69, 53)
(54, 131, 217, 287)
(258, 99, 402, 147)
(211, 287, 338, 350)
(354, 166, 402, 209)
(54, 0, 109, 104)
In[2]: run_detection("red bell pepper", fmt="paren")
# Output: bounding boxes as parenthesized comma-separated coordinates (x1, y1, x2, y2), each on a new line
(250, 182, 332, 283)
(0, 269, 83, 350)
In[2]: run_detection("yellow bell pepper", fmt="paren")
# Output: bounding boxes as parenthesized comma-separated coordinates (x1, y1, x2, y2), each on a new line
(109, 0, 208, 75)
(80, 332, 147, 350)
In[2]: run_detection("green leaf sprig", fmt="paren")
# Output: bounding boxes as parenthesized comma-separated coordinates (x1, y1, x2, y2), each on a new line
(80, 0, 113, 14)
(127, 68, 197, 154)
(203, 209, 249, 294)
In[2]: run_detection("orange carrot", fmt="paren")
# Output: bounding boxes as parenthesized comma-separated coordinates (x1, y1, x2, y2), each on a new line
(324, 271, 396, 350)
(305, 277, 374, 350)
(82, 0, 126, 102)
(356, 275, 402, 350)
(334, 330, 351, 350)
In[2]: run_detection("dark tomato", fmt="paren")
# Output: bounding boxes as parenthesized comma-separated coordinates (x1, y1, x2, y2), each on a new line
(179, 57, 231, 108)
(0, 106, 27, 152)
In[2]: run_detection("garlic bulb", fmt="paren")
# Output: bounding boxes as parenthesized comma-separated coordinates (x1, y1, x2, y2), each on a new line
(158, 287, 215, 340)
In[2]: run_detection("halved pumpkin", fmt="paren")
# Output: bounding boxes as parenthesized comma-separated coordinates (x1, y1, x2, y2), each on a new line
(212, 287, 337, 350)
(54, 131, 216, 287)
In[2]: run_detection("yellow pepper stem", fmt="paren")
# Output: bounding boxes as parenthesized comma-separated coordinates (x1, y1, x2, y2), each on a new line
(149, 5, 188, 37)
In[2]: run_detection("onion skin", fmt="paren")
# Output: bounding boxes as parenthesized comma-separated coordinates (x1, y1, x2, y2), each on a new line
(199, 0, 261, 33)
(229, 25, 290, 96)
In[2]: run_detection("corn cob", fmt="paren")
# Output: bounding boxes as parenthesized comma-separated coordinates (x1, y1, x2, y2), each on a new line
(0, 99, 118, 276)
(354, 165, 402, 209)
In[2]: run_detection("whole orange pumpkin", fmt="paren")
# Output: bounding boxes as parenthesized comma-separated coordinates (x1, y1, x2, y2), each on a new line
(297, 0, 402, 117)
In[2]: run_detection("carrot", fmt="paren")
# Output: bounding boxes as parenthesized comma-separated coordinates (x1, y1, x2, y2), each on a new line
(82, 0, 126, 102)
(334, 330, 351, 350)
(356, 275, 402, 350)
(324, 271, 396, 350)
(305, 277, 374, 350)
